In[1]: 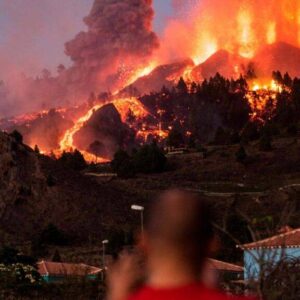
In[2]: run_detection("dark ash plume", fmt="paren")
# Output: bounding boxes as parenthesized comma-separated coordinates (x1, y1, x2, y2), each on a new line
(64, 0, 159, 93)
(0, 0, 159, 117)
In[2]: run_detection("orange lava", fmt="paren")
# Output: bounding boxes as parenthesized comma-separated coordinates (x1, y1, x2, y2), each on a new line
(137, 128, 169, 141)
(246, 80, 282, 121)
(113, 97, 149, 122)
(55, 62, 159, 163)
(56, 96, 155, 162)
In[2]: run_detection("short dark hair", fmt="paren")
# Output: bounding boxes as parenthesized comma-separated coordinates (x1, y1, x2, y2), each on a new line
(146, 189, 214, 266)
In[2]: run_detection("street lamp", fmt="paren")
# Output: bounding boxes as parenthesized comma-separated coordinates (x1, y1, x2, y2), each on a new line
(131, 205, 144, 235)
(102, 239, 109, 271)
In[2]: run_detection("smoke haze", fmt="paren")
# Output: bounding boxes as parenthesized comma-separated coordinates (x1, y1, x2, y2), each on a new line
(0, 0, 158, 117)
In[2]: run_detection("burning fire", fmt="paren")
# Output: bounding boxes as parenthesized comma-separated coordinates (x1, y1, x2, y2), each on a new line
(113, 97, 149, 122)
(247, 80, 282, 121)
(250, 80, 283, 93)
(137, 128, 168, 141)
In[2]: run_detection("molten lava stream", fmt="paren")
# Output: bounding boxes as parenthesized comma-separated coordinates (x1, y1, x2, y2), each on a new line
(57, 97, 152, 163)
(57, 63, 158, 163)
(58, 104, 107, 163)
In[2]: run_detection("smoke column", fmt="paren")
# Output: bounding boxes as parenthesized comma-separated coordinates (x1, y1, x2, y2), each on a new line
(64, 0, 159, 93)
(0, 0, 158, 117)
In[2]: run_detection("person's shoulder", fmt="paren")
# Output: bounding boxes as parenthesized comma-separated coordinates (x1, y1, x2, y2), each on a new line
(126, 287, 151, 300)
(199, 287, 257, 300)
(127, 285, 257, 300)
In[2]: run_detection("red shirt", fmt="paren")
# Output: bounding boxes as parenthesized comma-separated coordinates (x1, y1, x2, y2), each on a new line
(128, 284, 253, 300)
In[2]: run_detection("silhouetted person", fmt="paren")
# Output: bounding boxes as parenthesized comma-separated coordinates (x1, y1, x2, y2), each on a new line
(107, 190, 255, 300)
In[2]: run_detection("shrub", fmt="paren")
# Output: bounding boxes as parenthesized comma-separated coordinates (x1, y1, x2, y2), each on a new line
(59, 150, 87, 171)
(111, 143, 167, 177)
(39, 224, 69, 246)
(259, 134, 272, 152)
(133, 142, 167, 174)
(10, 130, 23, 144)
(235, 146, 247, 163)
(111, 149, 135, 178)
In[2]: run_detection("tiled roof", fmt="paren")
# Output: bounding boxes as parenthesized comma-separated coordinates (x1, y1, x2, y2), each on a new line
(207, 259, 243, 272)
(237, 228, 300, 250)
(37, 261, 102, 277)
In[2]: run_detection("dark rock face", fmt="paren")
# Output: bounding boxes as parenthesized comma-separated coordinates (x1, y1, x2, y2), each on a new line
(73, 103, 135, 159)
(0, 131, 47, 237)
(0, 131, 136, 244)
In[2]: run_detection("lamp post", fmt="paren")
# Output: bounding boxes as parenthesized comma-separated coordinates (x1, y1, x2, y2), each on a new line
(131, 205, 144, 235)
(102, 239, 109, 271)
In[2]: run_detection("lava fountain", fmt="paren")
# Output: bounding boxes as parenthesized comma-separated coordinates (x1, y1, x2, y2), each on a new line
(159, 0, 300, 64)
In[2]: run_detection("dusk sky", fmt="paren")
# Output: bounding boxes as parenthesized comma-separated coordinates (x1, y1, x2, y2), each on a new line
(0, 0, 174, 78)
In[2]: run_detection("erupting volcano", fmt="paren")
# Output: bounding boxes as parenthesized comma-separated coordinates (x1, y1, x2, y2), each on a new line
(165, 0, 300, 64)
(1, 0, 300, 162)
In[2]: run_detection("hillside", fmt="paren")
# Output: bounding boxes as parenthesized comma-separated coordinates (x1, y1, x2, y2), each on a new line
(0, 131, 137, 245)
(0, 129, 299, 265)
(41, 135, 300, 266)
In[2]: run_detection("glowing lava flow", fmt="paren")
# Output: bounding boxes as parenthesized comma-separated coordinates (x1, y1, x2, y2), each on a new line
(113, 97, 149, 122)
(58, 103, 106, 162)
(56, 61, 158, 162)
(57, 96, 156, 162)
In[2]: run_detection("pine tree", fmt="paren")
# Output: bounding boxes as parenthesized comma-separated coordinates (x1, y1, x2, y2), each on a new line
(52, 249, 62, 262)
(34, 145, 40, 154)
(259, 134, 272, 152)
(176, 77, 188, 94)
(236, 146, 247, 163)
(10, 130, 23, 144)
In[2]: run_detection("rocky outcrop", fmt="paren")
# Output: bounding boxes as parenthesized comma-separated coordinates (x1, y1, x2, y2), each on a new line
(73, 104, 135, 159)
(0, 131, 47, 238)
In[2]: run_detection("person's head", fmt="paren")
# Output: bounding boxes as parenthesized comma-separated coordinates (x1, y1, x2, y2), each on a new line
(141, 189, 214, 275)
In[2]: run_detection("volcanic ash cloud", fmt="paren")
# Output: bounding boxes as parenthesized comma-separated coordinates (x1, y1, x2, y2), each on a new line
(0, 0, 159, 117)
(64, 0, 159, 93)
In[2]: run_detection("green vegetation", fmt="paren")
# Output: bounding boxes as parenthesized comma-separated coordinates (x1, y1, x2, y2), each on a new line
(10, 130, 23, 144)
(38, 224, 70, 246)
(111, 142, 167, 177)
(58, 149, 87, 171)
(235, 146, 247, 163)
(259, 133, 273, 152)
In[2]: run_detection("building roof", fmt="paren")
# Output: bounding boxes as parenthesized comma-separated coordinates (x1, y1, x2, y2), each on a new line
(37, 261, 102, 277)
(207, 259, 244, 272)
(237, 228, 300, 250)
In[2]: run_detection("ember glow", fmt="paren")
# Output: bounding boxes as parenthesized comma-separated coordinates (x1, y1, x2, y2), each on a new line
(246, 80, 283, 122)
(113, 97, 149, 122)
